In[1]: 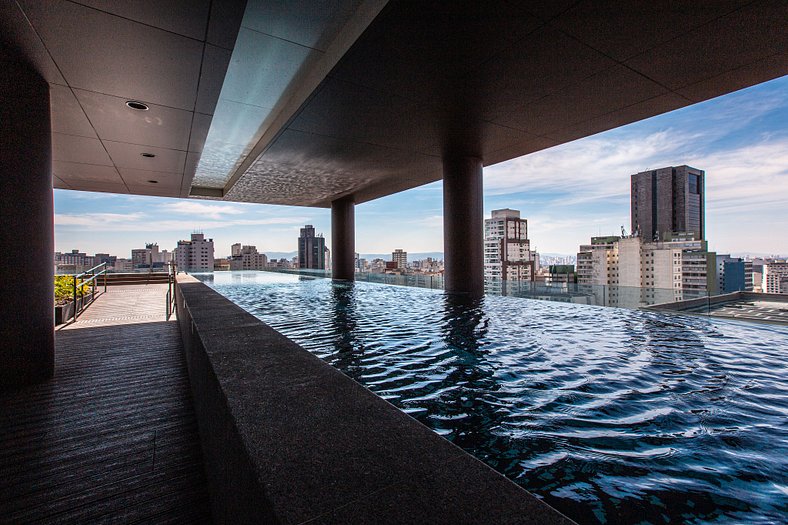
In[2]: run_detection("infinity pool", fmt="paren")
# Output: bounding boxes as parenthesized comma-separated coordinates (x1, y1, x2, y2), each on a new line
(197, 271, 788, 524)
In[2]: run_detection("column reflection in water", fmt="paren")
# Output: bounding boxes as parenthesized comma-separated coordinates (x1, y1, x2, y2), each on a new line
(327, 282, 364, 382)
(432, 295, 505, 459)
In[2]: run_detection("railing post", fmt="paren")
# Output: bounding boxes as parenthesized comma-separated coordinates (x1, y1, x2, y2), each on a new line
(73, 275, 78, 322)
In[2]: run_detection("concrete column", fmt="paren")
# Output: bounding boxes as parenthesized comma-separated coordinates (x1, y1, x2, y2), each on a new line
(331, 196, 355, 281)
(0, 49, 54, 390)
(443, 156, 484, 297)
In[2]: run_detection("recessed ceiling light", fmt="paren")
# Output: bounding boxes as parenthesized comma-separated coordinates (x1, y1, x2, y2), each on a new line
(126, 100, 149, 111)
(148, 180, 158, 184)
(141, 152, 156, 158)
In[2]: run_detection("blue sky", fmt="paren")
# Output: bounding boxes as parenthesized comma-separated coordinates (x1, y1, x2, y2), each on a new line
(55, 75, 788, 259)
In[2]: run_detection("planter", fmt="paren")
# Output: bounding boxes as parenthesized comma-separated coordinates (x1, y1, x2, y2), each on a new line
(55, 294, 95, 325)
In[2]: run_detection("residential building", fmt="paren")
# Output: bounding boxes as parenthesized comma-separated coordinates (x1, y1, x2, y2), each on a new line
(763, 260, 788, 293)
(576, 236, 620, 286)
(54, 250, 96, 274)
(716, 254, 754, 293)
(631, 165, 705, 242)
(175, 233, 215, 272)
(484, 209, 536, 290)
(229, 245, 268, 271)
(131, 243, 171, 268)
(113, 258, 134, 272)
(577, 235, 715, 306)
(131, 248, 150, 267)
(392, 249, 407, 269)
(298, 225, 325, 270)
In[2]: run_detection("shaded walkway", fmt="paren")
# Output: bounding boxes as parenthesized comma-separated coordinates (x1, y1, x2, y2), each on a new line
(0, 286, 211, 523)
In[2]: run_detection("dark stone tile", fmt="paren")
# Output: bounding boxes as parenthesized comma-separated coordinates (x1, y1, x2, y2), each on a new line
(309, 453, 574, 525)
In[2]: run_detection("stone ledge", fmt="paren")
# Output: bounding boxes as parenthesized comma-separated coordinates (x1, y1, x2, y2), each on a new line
(176, 277, 574, 524)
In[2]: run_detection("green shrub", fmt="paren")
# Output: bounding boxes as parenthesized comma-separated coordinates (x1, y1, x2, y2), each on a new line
(54, 275, 93, 304)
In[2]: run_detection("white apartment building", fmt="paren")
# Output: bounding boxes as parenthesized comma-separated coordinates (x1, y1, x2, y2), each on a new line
(484, 209, 536, 291)
(763, 260, 788, 294)
(577, 235, 714, 306)
(175, 233, 215, 272)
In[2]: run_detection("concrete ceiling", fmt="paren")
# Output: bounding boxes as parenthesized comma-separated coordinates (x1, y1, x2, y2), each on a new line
(2, 0, 787, 207)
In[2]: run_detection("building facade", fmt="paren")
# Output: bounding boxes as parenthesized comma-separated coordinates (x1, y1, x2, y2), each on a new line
(297, 225, 326, 270)
(716, 254, 754, 293)
(577, 235, 715, 307)
(175, 233, 215, 272)
(484, 209, 536, 291)
(631, 165, 704, 242)
(391, 249, 407, 269)
(763, 260, 788, 294)
(229, 245, 268, 271)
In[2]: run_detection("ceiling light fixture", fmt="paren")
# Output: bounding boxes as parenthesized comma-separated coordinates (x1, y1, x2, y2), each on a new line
(125, 100, 149, 111)
(141, 153, 156, 158)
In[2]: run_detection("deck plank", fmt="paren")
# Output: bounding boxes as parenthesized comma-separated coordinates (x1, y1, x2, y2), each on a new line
(0, 285, 211, 524)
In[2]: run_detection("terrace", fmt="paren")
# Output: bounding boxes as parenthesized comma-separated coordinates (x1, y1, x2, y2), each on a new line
(2, 1, 787, 523)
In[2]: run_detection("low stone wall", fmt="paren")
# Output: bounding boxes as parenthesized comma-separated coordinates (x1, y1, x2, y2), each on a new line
(175, 276, 574, 524)
(647, 291, 788, 312)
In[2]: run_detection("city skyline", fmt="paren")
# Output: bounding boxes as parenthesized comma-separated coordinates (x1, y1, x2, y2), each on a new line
(54, 75, 788, 258)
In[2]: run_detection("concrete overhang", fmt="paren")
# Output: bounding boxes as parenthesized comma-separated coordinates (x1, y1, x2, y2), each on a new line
(2, 0, 787, 207)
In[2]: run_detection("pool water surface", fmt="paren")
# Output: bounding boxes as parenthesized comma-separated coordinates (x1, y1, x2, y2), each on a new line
(197, 272, 788, 524)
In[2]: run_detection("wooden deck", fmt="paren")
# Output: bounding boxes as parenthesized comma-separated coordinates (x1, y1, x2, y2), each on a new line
(0, 285, 212, 523)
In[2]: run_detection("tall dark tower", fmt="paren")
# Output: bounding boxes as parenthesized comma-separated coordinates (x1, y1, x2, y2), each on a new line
(631, 165, 704, 242)
(298, 225, 326, 269)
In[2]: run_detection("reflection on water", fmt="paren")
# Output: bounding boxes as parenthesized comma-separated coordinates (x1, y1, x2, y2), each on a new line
(198, 272, 788, 525)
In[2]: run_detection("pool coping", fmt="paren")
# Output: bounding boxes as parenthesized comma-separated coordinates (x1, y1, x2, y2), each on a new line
(175, 275, 575, 524)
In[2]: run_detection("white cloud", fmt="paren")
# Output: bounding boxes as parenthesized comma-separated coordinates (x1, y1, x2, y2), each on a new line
(55, 212, 146, 226)
(162, 201, 246, 219)
(55, 213, 311, 233)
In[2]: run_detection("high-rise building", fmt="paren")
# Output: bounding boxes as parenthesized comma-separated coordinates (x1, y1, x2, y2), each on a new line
(175, 233, 214, 272)
(631, 165, 704, 242)
(229, 244, 268, 271)
(484, 209, 535, 290)
(298, 225, 325, 270)
(763, 260, 788, 294)
(716, 254, 754, 293)
(392, 249, 407, 269)
(577, 236, 620, 286)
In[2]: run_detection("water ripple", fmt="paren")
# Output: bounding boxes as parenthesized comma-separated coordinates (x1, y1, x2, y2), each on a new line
(199, 272, 788, 525)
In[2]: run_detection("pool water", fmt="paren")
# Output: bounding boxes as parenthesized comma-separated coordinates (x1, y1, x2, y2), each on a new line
(197, 271, 788, 524)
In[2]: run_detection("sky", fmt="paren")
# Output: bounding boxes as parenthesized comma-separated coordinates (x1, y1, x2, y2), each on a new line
(54, 75, 788, 259)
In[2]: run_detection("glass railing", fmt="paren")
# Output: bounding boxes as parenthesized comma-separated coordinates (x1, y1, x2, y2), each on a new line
(251, 268, 786, 325)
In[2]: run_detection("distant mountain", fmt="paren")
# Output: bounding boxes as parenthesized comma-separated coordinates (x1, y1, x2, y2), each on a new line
(264, 251, 297, 260)
(729, 252, 787, 260)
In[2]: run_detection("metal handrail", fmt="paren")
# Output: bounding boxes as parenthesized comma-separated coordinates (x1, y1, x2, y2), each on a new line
(166, 261, 177, 320)
(72, 262, 108, 322)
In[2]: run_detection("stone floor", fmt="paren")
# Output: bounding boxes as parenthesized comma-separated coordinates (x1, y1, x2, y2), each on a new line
(0, 285, 211, 523)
